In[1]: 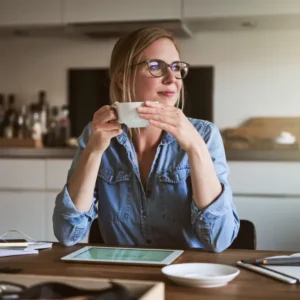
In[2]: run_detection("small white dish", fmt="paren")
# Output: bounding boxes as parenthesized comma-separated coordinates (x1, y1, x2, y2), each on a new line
(162, 263, 240, 288)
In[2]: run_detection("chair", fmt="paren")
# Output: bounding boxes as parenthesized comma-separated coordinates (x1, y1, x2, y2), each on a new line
(88, 218, 257, 250)
(88, 219, 104, 244)
(229, 219, 257, 250)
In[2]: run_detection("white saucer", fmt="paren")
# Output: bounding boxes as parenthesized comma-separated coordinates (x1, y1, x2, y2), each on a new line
(161, 263, 240, 288)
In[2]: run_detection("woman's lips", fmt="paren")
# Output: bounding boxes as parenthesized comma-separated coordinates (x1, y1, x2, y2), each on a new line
(158, 91, 175, 98)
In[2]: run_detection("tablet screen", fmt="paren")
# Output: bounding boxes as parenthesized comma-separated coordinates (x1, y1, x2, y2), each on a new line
(61, 246, 184, 266)
(75, 248, 172, 262)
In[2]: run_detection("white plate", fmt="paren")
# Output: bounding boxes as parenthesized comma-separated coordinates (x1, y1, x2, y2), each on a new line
(161, 263, 240, 288)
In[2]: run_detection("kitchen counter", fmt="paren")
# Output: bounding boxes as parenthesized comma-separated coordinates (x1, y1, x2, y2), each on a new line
(0, 147, 77, 159)
(0, 147, 299, 161)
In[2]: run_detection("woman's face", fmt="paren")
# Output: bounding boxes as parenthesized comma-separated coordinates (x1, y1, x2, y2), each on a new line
(133, 38, 182, 106)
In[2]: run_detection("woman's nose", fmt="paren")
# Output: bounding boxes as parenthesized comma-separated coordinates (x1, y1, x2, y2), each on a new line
(162, 67, 177, 84)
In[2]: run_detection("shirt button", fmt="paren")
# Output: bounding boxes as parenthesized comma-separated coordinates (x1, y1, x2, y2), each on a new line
(142, 211, 147, 219)
(146, 238, 152, 244)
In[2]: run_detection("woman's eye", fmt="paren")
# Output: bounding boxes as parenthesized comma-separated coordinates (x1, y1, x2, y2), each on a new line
(149, 62, 161, 71)
(171, 64, 180, 72)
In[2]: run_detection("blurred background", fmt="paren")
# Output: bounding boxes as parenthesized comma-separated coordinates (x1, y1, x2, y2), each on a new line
(0, 0, 299, 251)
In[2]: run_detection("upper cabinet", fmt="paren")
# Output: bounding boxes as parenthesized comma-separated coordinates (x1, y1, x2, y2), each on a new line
(183, 0, 300, 19)
(62, 0, 182, 23)
(0, 0, 62, 26)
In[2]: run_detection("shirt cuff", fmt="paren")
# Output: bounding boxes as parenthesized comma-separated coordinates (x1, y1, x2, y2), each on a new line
(58, 184, 97, 221)
(191, 183, 231, 224)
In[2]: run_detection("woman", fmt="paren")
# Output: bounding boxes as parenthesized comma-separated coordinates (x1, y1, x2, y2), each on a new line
(53, 28, 239, 252)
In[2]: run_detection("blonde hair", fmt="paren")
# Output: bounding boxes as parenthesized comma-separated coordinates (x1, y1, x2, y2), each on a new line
(109, 27, 185, 110)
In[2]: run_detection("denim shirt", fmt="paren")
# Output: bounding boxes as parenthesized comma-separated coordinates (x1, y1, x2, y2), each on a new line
(53, 118, 239, 252)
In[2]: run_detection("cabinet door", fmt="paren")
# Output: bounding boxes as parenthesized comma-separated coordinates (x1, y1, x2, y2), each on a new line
(183, 0, 300, 19)
(0, 191, 47, 241)
(228, 161, 300, 195)
(45, 192, 57, 242)
(63, 0, 181, 23)
(45, 159, 72, 190)
(0, 0, 62, 26)
(0, 159, 46, 190)
(234, 196, 300, 251)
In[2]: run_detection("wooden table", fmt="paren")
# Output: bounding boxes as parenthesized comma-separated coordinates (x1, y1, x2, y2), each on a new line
(1, 244, 299, 299)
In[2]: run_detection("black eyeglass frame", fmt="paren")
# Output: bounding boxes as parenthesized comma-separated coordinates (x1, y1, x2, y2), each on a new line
(131, 59, 190, 79)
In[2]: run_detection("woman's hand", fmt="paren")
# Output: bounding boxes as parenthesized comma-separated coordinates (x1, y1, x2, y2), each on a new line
(138, 101, 203, 152)
(86, 105, 122, 154)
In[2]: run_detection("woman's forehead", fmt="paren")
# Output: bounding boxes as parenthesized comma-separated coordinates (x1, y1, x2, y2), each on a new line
(140, 38, 180, 62)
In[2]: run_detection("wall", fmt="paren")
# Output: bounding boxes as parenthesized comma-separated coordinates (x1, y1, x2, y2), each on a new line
(0, 29, 300, 129)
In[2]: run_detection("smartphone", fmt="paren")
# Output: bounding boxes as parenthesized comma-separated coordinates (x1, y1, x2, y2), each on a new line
(0, 239, 28, 247)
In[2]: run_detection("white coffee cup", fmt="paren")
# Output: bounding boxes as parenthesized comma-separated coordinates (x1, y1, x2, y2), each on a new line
(114, 102, 149, 128)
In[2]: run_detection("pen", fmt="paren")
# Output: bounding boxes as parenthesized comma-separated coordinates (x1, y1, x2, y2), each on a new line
(242, 256, 300, 265)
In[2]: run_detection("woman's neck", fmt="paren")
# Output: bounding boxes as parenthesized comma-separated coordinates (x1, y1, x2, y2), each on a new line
(133, 126, 163, 154)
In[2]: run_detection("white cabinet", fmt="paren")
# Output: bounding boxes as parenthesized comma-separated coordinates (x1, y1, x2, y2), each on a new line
(0, 191, 46, 241)
(0, 159, 45, 190)
(228, 161, 300, 196)
(63, 0, 182, 23)
(183, 0, 300, 19)
(45, 159, 72, 190)
(45, 192, 57, 242)
(0, 0, 62, 26)
(234, 196, 300, 251)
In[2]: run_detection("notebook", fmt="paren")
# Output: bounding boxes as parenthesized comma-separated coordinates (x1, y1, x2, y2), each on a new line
(237, 253, 300, 284)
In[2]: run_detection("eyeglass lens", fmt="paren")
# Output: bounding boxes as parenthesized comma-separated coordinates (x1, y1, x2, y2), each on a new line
(147, 60, 188, 79)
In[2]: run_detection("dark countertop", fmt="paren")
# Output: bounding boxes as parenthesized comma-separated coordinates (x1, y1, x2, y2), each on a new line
(0, 147, 77, 159)
(0, 147, 299, 161)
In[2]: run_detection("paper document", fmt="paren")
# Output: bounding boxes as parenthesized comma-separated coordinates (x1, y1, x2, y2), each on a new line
(0, 248, 38, 258)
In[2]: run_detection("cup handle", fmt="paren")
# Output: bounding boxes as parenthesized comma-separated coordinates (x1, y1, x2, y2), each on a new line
(111, 102, 120, 122)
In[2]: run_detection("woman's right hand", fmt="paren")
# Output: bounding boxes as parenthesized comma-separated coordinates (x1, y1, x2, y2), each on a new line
(86, 105, 122, 154)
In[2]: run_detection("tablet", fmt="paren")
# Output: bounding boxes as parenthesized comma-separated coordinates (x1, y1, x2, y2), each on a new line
(61, 246, 184, 266)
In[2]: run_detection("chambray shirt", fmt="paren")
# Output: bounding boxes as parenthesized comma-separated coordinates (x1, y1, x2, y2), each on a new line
(53, 118, 239, 252)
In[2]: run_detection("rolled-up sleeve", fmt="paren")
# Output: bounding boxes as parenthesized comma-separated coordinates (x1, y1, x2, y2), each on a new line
(191, 122, 240, 252)
(52, 123, 98, 246)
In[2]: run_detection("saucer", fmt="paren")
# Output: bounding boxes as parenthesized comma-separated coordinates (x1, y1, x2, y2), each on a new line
(161, 263, 240, 288)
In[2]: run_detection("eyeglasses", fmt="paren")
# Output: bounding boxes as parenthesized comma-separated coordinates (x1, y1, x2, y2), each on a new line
(132, 59, 190, 79)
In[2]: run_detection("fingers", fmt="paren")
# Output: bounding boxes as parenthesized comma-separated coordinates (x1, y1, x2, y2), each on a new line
(139, 113, 177, 126)
(93, 121, 121, 132)
(93, 106, 118, 125)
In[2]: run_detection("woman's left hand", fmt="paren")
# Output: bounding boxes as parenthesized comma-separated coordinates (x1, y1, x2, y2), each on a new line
(138, 101, 203, 152)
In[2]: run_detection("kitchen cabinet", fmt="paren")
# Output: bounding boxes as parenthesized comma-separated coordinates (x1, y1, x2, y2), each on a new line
(183, 0, 300, 19)
(45, 159, 71, 190)
(228, 161, 300, 196)
(62, 0, 182, 23)
(234, 196, 300, 251)
(0, 0, 62, 26)
(0, 159, 45, 190)
(0, 191, 47, 241)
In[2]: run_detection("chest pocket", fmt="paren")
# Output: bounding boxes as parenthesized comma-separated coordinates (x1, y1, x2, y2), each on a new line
(158, 168, 190, 183)
(98, 168, 131, 184)
(97, 168, 132, 223)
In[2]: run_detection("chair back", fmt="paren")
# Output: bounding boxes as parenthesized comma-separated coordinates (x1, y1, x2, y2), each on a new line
(229, 219, 257, 250)
(88, 218, 257, 250)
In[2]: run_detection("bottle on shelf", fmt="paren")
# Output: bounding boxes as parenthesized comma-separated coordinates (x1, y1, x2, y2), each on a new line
(3, 94, 17, 139)
(47, 106, 59, 147)
(31, 104, 42, 141)
(37, 90, 49, 143)
(57, 105, 70, 147)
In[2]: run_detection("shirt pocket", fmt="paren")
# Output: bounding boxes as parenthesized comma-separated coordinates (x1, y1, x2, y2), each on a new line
(97, 168, 133, 223)
(157, 168, 192, 223)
